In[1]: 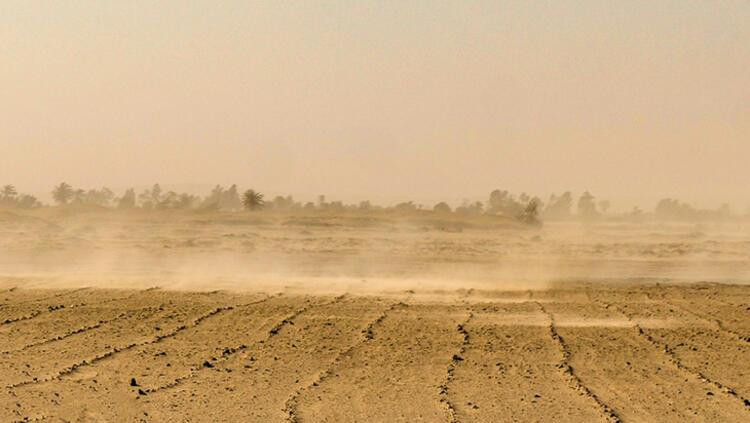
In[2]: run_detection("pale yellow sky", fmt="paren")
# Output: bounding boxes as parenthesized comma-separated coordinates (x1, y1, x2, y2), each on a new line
(1, 1, 748, 208)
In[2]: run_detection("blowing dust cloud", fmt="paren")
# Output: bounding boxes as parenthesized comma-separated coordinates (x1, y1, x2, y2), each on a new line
(2, 2, 749, 422)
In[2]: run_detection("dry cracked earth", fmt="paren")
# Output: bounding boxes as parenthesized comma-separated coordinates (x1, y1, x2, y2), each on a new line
(0, 282, 748, 422)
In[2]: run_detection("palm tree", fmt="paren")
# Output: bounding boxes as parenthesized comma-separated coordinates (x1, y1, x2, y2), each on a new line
(242, 189, 265, 211)
(518, 199, 542, 227)
(1, 185, 17, 199)
(118, 188, 137, 209)
(52, 182, 74, 205)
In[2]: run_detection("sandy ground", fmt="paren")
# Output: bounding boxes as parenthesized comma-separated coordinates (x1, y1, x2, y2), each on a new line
(0, 282, 748, 422)
(0, 210, 749, 421)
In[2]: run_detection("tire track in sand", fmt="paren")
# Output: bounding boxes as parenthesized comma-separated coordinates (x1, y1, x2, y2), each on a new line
(598, 301, 750, 410)
(0, 287, 159, 355)
(144, 294, 347, 395)
(536, 302, 622, 423)
(643, 289, 749, 343)
(0, 288, 163, 353)
(0, 305, 164, 355)
(0, 287, 154, 327)
(663, 299, 750, 344)
(6, 305, 233, 390)
(2, 287, 87, 306)
(282, 295, 412, 423)
(437, 310, 474, 423)
(436, 288, 476, 423)
(0, 288, 91, 325)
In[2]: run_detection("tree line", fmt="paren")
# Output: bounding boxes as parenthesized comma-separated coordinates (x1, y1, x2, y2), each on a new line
(0, 183, 742, 222)
(44, 183, 267, 212)
(0, 185, 42, 209)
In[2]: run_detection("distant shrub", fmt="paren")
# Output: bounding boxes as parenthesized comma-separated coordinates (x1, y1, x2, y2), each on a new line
(433, 202, 452, 213)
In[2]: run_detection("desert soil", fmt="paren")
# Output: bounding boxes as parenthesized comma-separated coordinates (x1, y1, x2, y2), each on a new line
(0, 282, 748, 422)
(1, 211, 749, 421)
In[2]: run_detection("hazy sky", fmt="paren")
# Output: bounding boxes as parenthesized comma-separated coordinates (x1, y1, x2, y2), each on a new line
(2, 1, 748, 208)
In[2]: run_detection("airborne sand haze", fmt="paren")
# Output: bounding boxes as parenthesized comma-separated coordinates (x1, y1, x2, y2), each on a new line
(0, 209, 749, 421)
(2, 1, 749, 207)
(2, 2, 750, 422)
